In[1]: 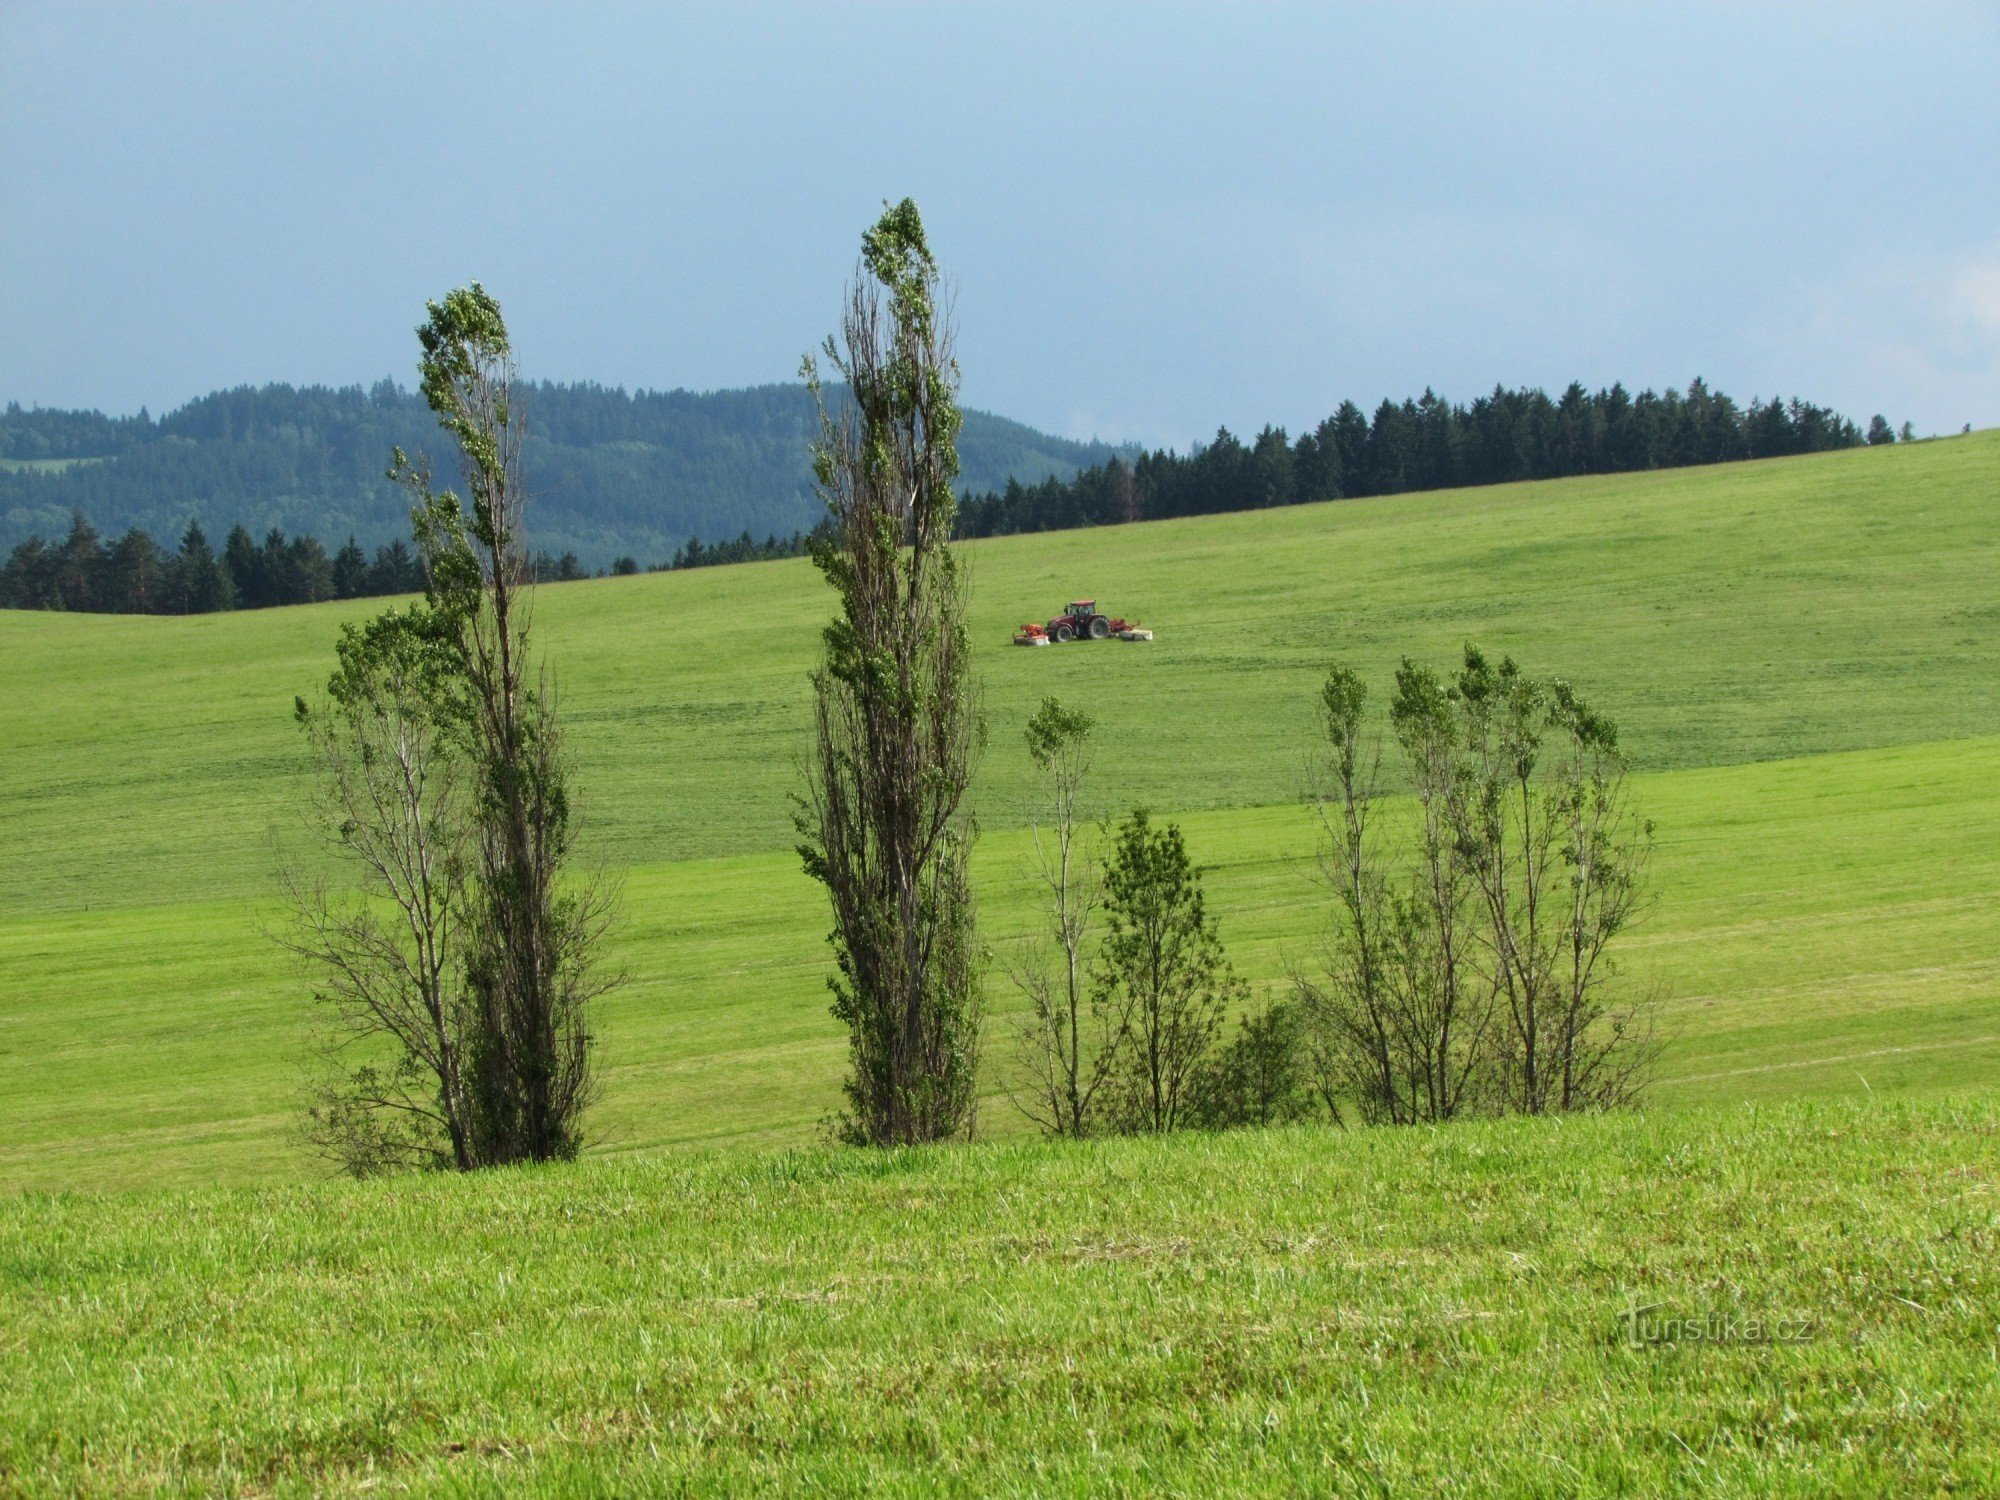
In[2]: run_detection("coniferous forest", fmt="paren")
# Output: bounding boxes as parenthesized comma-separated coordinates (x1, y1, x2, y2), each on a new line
(956, 379, 1878, 537)
(2, 376, 1885, 614)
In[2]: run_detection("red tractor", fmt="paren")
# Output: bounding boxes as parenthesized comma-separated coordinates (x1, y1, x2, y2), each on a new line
(1013, 599, 1153, 646)
(1044, 599, 1124, 642)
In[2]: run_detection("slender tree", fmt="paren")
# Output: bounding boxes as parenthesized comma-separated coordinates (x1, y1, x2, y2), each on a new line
(1294, 665, 1385, 1124)
(1386, 658, 1498, 1121)
(392, 283, 613, 1166)
(797, 200, 984, 1146)
(284, 611, 480, 1175)
(1297, 660, 1474, 1126)
(1007, 697, 1128, 1137)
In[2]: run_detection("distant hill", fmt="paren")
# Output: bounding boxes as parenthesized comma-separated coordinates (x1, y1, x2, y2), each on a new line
(0, 382, 1135, 567)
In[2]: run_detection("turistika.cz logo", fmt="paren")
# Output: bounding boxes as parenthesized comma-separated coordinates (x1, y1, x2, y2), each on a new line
(1618, 1300, 1817, 1347)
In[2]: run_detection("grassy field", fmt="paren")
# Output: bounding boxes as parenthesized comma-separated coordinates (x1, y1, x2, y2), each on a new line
(4, 1096, 1997, 1494)
(2, 433, 1998, 1194)
(8, 734, 1999, 1193)
(6, 432, 1998, 911)
(4, 435, 1999, 1495)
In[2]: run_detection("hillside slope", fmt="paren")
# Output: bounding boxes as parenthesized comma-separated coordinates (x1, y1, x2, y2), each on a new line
(4, 1098, 1996, 1494)
(1, 433, 1997, 1190)
(5, 432, 1995, 906)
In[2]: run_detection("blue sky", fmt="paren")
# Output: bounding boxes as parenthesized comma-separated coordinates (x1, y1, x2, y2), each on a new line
(3, 2, 1996, 447)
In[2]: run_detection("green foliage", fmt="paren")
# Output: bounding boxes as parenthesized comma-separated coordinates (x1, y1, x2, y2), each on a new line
(1024, 694, 1094, 772)
(319, 604, 455, 718)
(1095, 809, 1242, 1132)
(1190, 997, 1318, 1129)
(414, 287, 512, 499)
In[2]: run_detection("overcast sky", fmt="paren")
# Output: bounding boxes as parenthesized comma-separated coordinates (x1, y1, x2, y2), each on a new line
(3, 2, 1996, 447)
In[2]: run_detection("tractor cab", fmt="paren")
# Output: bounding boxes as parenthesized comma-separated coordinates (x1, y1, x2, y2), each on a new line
(1065, 600, 1096, 617)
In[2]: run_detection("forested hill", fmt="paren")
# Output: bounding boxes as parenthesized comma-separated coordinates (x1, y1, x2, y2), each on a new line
(0, 382, 1132, 568)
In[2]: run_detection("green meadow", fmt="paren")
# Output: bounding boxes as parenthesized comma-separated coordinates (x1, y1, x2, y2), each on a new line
(8, 735, 2000, 1193)
(4, 1098, 1998, 1493)
(3, 433, 1999, 1191)
(4, 433, 2000, 1493)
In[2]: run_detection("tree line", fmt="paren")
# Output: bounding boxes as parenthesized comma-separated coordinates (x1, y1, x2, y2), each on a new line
(4, 371, 1896, 592)
(4, 377, 1901, 615)
(1, 511, 835, 614)
(0, 510, 736, 613)
(0, 514, 431, 613)
(457, 375, 1899, 577)
(296, 205, 1660, 1178)
(659, 528, 813, 571)
(958, 381, 1890, 538)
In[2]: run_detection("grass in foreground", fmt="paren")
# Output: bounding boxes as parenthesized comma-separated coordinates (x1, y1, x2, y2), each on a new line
(3, 1096, 1997, 1495)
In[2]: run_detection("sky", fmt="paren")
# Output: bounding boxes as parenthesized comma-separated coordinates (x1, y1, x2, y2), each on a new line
(2, 2, 1997, 449)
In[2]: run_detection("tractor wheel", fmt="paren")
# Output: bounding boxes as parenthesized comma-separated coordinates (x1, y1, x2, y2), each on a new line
(1054, 623, 1075, 643)
(1087, 615, 1111, 640)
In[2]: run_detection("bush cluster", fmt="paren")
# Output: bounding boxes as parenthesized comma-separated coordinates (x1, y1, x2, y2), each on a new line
(1010, 649, 1657, 1141)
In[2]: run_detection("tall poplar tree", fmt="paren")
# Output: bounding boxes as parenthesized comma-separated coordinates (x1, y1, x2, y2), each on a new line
(392, 284, 612, 1166)
(797, 200, 984, 1146)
